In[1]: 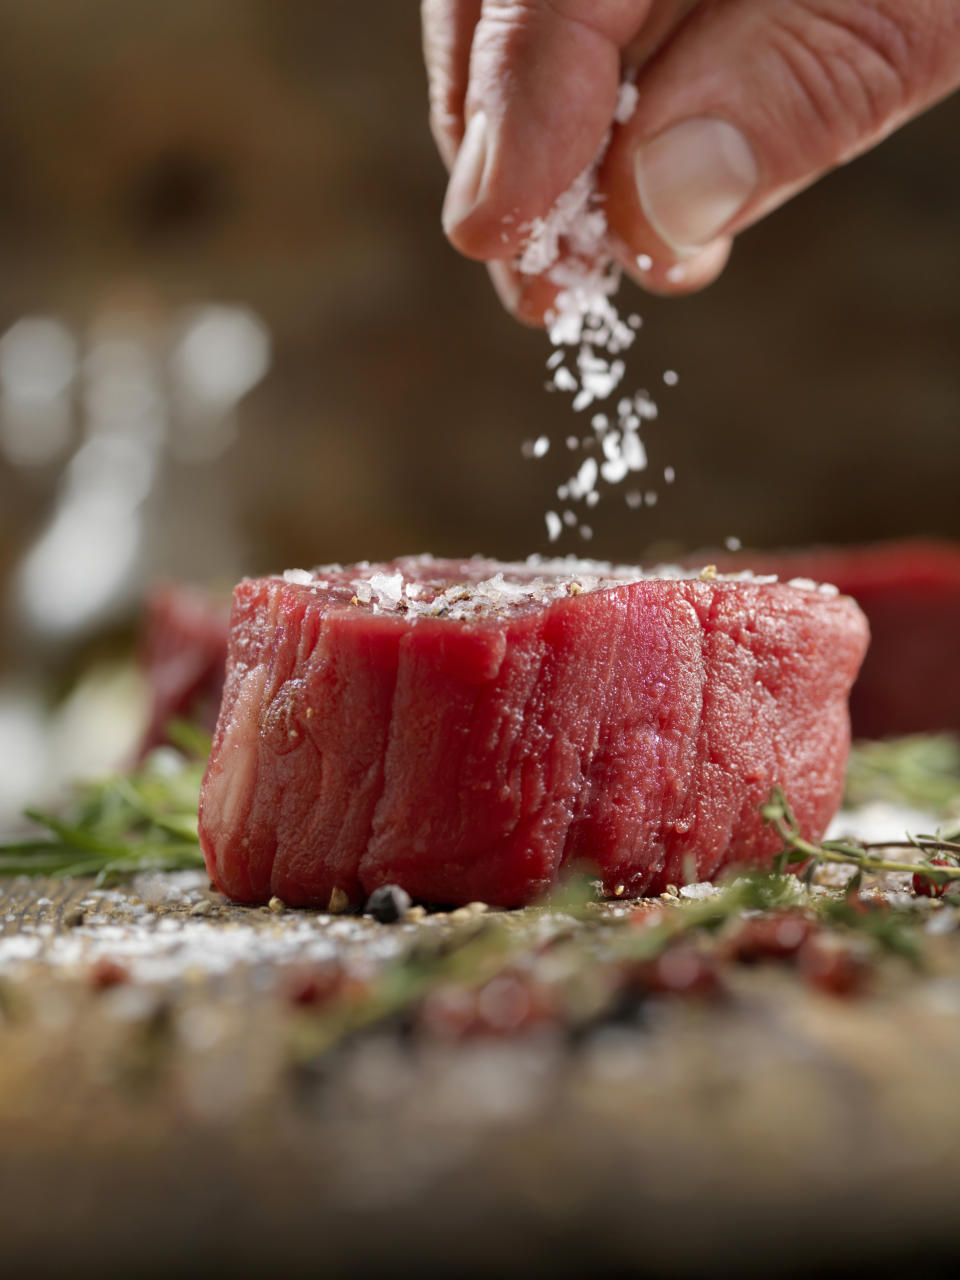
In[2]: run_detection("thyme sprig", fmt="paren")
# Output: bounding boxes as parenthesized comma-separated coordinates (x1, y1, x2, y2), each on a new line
(762, 785, 960, 891)
(0, 727, 208, 884)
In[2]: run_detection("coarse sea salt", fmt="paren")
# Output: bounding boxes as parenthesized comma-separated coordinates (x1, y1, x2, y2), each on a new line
(516, 86, 677, 542)
(270, 556, 858, 627)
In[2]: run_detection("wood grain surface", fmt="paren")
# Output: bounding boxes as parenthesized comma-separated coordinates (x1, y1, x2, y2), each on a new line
(3, 872, 960, 1276)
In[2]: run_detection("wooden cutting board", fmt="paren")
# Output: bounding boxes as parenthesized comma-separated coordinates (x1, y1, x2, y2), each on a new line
(2, 872, 960, 1275)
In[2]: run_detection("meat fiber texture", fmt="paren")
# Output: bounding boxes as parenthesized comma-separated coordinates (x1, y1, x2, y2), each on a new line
(139, 583, 230, 758)
(688, 540, 960, 740)
(199, 556, 868, 909)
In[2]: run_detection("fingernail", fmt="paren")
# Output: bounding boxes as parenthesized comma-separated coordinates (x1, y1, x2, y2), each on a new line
(634, 118, 757, 255)
(442, 111, 490, 236)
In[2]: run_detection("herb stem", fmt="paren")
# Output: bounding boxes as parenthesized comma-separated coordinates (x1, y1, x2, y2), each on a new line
(762, 787, 960, 886)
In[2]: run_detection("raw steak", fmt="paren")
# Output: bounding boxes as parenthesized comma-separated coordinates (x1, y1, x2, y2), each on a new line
(139, 583, 230, 757)
(198, 557, 868, 908)
(688, 540, 960, 739)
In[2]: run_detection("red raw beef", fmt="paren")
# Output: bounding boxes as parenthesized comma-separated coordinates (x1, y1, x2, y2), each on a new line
(198, 557, 868, 909)
(689, 540, 960, 739)
(139, 583, 230, 757)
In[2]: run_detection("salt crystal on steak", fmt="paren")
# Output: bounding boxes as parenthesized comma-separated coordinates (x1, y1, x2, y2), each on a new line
(198, 556, 869, 908)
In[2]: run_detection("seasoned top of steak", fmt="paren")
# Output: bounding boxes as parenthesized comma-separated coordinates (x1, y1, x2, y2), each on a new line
(272, 554, 843, 623)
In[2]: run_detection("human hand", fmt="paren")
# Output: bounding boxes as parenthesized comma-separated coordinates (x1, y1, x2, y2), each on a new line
(423, 1, 960, 323)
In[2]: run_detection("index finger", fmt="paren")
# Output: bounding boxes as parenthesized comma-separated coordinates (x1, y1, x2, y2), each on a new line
(441, 0, 645, 260)
(422, 0, 483, 168)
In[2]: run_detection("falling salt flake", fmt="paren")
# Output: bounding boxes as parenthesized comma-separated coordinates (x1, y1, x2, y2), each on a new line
(601, 433, 620, 462)
(600, 457, 628, 484)
(663, 370, 679, 387)
(725, 535, 742, 552)
(545, 511, 562, 542)
(579, 525, 593, 541)
(532, 435, 550, 458)
(622, 433, 647, 472)
(625, 490, 643, 509)
(572, 457, 598, 498)
(666, 263, 687, 284)
(614, 80, 639, 124)
(562, 510, 577, 528)
(664, 466, 675, 484)
(645, 491, 658, 507)
(283, 568, 314, 585)
(522, 79, 681, 544)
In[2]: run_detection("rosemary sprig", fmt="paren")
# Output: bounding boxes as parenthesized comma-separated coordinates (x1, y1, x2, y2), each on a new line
(762, 786, 960, 890)
(0, 730, 209, 884)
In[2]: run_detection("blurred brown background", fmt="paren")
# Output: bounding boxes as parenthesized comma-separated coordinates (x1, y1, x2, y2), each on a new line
(0, 1, 957, 800)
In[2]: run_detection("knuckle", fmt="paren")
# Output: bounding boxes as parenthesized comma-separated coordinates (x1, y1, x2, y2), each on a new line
(768, 1, 922, 156)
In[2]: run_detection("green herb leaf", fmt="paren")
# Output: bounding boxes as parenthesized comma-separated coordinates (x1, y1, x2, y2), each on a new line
(845, 734, 960, 813)
(0, 739, 210, 883)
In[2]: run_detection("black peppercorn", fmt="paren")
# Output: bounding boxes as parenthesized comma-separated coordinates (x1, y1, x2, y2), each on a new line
(365, 884, 412, 923)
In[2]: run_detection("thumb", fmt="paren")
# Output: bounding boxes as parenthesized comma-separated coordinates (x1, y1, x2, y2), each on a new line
(601, 0, 960, 265)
